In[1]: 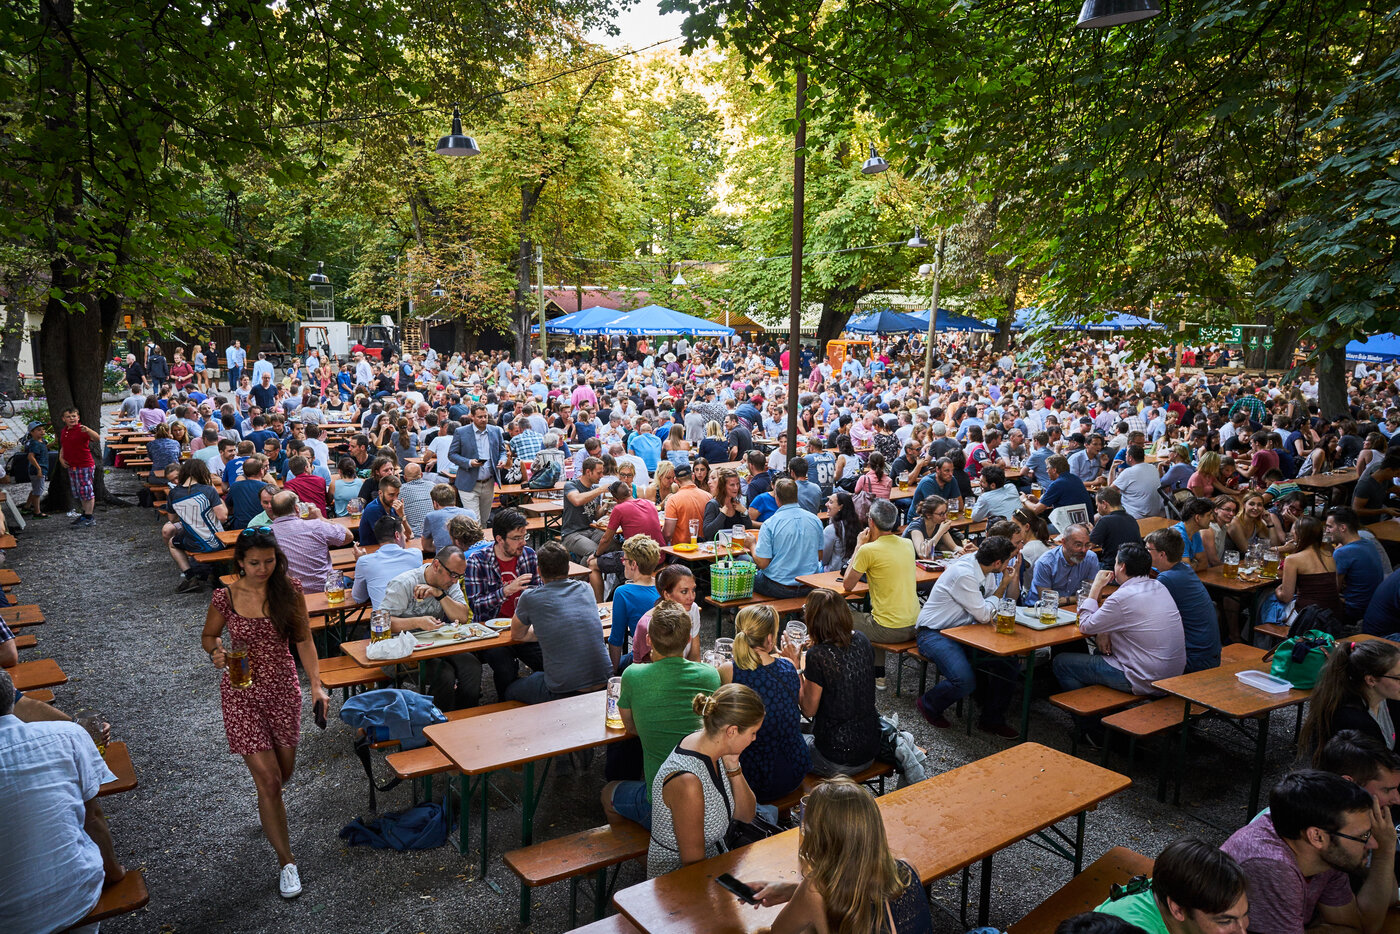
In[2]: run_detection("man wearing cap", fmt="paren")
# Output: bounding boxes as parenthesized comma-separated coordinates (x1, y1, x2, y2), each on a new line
(663, 463, 711, 546)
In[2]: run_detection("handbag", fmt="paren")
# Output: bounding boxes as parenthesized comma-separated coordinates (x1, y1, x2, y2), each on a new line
(710, 536, 756, 602)
(1263, 630, 1335, 689)
(722, 812, 783, 851)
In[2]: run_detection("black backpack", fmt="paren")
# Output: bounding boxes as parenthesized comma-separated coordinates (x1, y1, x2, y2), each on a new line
(1288, 603, 1345, 639)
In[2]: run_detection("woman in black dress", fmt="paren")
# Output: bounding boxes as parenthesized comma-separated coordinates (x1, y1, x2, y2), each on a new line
(798, 589, 882, 776)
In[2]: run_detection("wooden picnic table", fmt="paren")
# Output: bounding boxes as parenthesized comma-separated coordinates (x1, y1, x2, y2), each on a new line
(1295, 467, 1358, 491)
(612, 742, 1132, 932)
(942, 614, 1085, 741)
(796, 565, 940, 597)
(1136, 516, 1176, 537)
(1152, 642, 1308, 814)
(1195, 564, 1279, 595)
(659, 535, 755, 564)
(424, 689, 634, 886)
(8, 657, 67, 691)
(215, 514, 359, 546)
(495, 480, 563, 498)
(1367, 519, 1400, 543)
(98, 742, 138, 796)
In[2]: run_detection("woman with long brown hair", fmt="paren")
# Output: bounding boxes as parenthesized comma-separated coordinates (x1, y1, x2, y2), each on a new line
(1227, 491, 1285, 554)
(744, 776, 933, 933)
(200, 527, 327, 898)
(703, 466, 754, 540)
(1273, 516, 1341, 617)
(799, 589, 881, 777)
(1298, 639, 1400, 761)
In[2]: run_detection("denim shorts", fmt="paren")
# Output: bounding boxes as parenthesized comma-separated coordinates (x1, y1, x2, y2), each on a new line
(610, 779, 652, 829)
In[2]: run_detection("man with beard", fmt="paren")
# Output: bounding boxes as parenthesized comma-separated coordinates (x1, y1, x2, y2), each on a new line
(1028, 523, 1099, 606)
(1221, 770, 1385, 934)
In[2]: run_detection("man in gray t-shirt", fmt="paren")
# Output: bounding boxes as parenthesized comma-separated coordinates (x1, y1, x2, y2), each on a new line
(506, 542, 612, 703)
(561, 457, 608, 560)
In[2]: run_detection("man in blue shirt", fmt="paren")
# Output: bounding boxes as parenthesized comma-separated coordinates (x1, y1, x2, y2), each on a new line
(1362, 567, 1400, 638)
(1068, 433, 1108, 488)
(749, 479, 824, 598)
(742, 450, 773, 501)
(1028, 524, 1100, 605)
(786, 457, 824, 515)
(1146, 528, 1221, 673)
(351, 516, 424, 608)
(907, 457, 962, 522)
(228, 456, 271, 528)
(224, 339, 246, 390)
(1033, 455, 1097, 523)
(1025, 431, 1054, 486)
(1328, 506, 1385, 622)
(626, 418, 662, 472)
(360, 474, 410, 546)
(243, 415, 276, 454)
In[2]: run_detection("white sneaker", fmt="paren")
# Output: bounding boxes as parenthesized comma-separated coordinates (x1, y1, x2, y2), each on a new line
(875, 677, 888, 691)
(279, 863, 302, 898)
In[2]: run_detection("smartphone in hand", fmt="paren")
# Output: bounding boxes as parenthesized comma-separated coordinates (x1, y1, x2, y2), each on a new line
(314, 698, 328, 730)
(715, 873, 758, 905)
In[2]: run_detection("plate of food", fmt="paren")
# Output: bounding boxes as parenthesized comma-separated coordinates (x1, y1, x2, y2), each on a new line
(673, 542, 698, 552)
(413, 622, 498, 649)
(485, 617, 512, 630)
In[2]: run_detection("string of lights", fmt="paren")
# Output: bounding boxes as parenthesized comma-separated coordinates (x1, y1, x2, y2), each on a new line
(560, 240, 911, 269)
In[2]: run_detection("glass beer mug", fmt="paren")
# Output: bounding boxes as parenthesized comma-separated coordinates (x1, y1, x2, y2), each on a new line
(226, 633, 252, 689)
(994, 598, 1017, 635)
(325, 571, 345, 605)
(1222, 550, 1240, 579)
(1039, 590, 1059, 626)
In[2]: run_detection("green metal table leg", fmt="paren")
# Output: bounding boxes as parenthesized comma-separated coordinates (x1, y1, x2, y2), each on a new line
(1018, 650, 1037, 741)
(1173, 698, 1192, 806)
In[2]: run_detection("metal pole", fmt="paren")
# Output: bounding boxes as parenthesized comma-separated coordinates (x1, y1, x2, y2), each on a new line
(535, 246, 547, 359)
(785, 71, 807, 465)
(1174, 319, 1185, 380)
(921, 230, 946, 400)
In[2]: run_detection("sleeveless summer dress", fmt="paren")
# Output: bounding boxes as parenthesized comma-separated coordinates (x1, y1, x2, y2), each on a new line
(214, 583, 303, 756)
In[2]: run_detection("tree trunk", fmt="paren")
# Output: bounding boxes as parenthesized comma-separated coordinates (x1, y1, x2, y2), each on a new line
(248, 308, 263, 358)
(40, 286, 118, 509)
(814, 308, 849, 354)
(994, 315, 1013, 353)
(1315, 344, 1349, 418)
(0, 300, 27, 396)
(514, 237, 533, 364)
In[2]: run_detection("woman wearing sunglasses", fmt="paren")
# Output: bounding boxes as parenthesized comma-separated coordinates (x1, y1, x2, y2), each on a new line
(199, 526, 328, 900)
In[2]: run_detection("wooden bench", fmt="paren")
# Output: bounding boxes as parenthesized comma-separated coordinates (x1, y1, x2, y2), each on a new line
(1101, 697, 1207, 800)
(704, 594, 807, 637)
(60, 869, 149, 931)
(1007, 846, 1152, 934)
(768, 759, 897, 819)
(192, 547, 236, 565)
(319, 655, 390, 698)
(870, 640, 919, 696)
(1050, 685, 1139, 754)
(1254, 622, 1289, 643)
(99, 742, 138, 796)
(384, 701, 526, 800)
(23, 688, 54, 703)
(568, 915, 641, 933)
(504, 821, 651, 929)
(1, 605, 45, 628)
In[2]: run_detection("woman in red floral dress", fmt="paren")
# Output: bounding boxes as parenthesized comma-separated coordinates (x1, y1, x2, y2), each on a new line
(200, 526, 328, 899)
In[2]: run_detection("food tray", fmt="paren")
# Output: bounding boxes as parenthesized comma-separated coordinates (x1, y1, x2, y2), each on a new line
(1235, 669, 1292, 694)
(413, 622, 498, 649)
(1014, 606, 1078, 630)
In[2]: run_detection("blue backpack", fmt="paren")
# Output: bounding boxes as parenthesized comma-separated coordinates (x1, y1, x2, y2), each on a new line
(340, 801, 453, 851)
(340, 689, 447, 810)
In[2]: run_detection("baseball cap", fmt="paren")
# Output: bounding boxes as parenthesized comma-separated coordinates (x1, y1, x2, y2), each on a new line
(27, 420, 43, 433)
(674, 463, 693, 478)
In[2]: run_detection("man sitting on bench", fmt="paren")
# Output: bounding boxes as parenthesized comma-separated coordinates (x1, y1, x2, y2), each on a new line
(1090, 836, 1248, 934)
(506, 542, 613, 704)
(0, 670, 128, 931)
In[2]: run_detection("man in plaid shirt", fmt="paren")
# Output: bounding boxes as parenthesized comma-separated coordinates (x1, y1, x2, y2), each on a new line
(462, 508, 543, 699)
(507, 418, 543, 461)
(0, 615, 16, 670)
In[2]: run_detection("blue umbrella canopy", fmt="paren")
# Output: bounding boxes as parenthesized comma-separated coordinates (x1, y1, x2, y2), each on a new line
(529, 305, 622, 335)
(1347, 333, 1400, 363)
(907, 308, 998, 332)
(1011, 308, 1161, 330)
(844, 310, 926, 333)
(594, 304, 735, 337)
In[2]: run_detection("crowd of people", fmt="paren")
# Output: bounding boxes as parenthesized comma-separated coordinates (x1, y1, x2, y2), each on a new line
(9, 325, 1400, 931)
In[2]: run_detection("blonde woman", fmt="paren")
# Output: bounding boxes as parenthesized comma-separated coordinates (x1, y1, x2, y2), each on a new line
(717, 606, 808, 803)
(1187, 451, 1235, 499)
(1227, 491, 1285, 553)
(662, 423, 692, 467)
(647, 682, 762, 878)
(648, 460, 677, 508)
(744, 776, 933, 933)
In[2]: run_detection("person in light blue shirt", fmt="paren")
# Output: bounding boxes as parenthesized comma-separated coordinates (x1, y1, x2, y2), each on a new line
(1025, 433, 1053, 486)
(751, 480, 824, 598)
(1068, 434, 1107, 486)
(1329, 506, 1385, 621)
(421, 488, 473, 555)
(351, 516, 425, 609)
(1028, 524, 1100, 605)
(786, 457, 824, 515)
(627, 419, 663, 472)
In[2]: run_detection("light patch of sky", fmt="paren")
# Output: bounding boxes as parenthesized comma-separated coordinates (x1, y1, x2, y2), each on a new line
(586, 1, 688, 50)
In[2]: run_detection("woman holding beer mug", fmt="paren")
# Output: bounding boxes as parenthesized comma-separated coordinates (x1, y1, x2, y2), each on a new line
(200, 526, 328, 900)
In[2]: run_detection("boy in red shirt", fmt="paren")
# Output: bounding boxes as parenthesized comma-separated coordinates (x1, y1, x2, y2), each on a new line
(58, 407, 100, 526)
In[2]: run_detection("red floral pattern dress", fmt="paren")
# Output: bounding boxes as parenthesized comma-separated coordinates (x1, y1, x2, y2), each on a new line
(214, 584, 303, 755)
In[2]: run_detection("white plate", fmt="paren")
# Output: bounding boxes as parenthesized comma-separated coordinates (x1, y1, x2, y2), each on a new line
(485, 618, 511, 630)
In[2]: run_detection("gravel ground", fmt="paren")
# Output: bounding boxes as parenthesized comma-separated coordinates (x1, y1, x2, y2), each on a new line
(16, 409, 1288, 934)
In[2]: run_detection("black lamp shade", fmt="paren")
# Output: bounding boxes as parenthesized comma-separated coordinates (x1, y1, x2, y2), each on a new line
(1075, 0, 1162, 28)
(435, 106, 480, 157)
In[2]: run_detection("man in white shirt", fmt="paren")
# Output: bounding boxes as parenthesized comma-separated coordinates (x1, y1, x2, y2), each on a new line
(353, 352, 374, 389)
(912, 536, 1021, 739)
(0, 670, 127, 932)
(1112, 444, 1166, 518)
